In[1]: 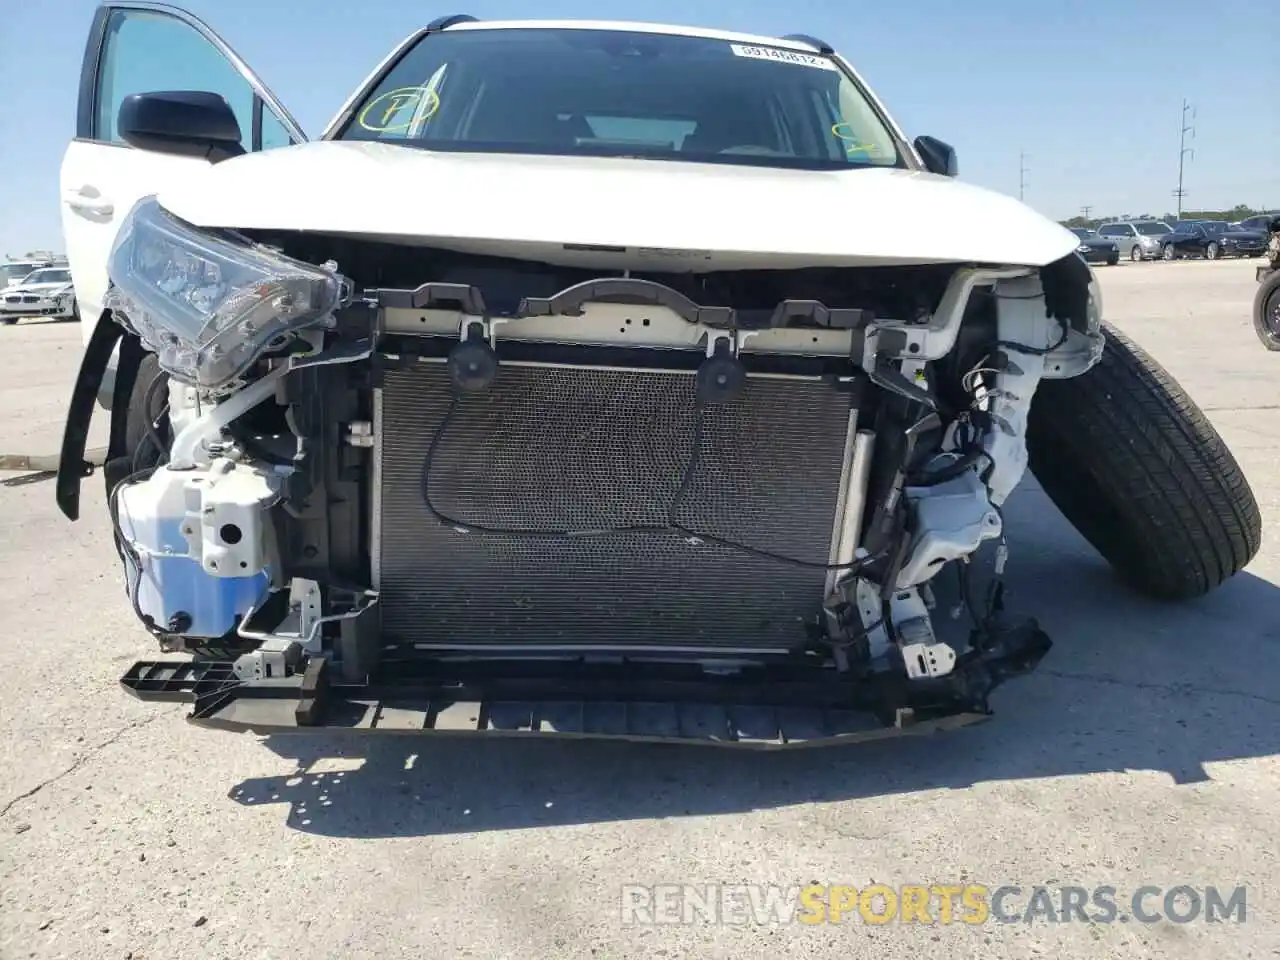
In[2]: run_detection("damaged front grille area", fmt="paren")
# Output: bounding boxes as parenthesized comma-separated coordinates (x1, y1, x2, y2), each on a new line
(377, 362, 853, 651)
(100, 259, 1082, 741)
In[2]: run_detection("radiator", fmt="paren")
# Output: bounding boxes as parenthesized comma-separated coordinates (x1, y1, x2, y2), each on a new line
(376, 360, 853, 651)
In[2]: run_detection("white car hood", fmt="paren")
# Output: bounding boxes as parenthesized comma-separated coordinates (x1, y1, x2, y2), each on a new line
(157, 140, 1079, 271)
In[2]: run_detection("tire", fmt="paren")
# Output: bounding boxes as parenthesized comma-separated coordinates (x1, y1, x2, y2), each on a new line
(1162, 244, 1177, 261)
(1129, 245, 1144, 262)
(0, 317, 16, 325)
(1205, 241, 1220, 260)
(1253, 271, 1280, 352)
(1107, 254, 1119, 266)
(118, 353, 169, 484)
(1026, 323, 1262, 601)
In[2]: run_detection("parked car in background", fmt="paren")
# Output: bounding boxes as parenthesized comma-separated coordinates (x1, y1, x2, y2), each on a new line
(0, 258, 54, 291)
(1236, 213, 1280, 234)
(1161, 220, 1268, 260)
(0, 266, 78, 324)
(1069, 228, 1120, 265)
(1096, 220, 1172, 261)
(1201, 220, 1268, 258)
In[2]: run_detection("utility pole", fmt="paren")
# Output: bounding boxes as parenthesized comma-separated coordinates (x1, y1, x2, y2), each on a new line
(1173, 99, 1195, 219)
(1080, 205, 1093, 222)
(1019, 151, 1029, 202)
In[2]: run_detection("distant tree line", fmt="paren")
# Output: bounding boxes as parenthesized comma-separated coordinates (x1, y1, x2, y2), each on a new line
(1060, 204, 1274, 229)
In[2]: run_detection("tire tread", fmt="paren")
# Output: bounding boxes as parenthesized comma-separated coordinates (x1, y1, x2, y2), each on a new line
(1027, 323, 1262, 600)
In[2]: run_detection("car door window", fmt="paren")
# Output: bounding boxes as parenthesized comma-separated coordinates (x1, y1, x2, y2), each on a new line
(95, 9, 253, 147)
(259, 109, 296, 150)
(90, 7, 299, 153)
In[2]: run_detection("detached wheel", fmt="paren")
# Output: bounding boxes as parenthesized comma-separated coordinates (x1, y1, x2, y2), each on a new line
(1026, 323, 1262, 600)
(1254, 271, 1280, 351)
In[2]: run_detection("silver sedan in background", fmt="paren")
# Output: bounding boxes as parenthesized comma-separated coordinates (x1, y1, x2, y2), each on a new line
(1097, 220, 1173, 262)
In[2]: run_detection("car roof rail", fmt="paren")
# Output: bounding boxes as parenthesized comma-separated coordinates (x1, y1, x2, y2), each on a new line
(780, 33, 834, 55)
(426, 14, 479, 32)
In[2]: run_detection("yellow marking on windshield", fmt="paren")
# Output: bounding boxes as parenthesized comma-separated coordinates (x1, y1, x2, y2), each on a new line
(358, 86, 441, 133)
(831, 122, 884, 157)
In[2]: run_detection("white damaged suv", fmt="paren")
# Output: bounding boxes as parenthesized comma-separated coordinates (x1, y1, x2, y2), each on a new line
(56, 7, 1260, 745)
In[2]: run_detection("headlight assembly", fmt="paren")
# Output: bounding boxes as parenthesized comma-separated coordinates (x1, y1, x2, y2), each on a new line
(105, 196, 346, 390)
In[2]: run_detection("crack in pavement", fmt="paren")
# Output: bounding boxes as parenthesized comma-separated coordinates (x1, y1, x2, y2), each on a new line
(1041, 667, 1280, 708)
(0, 711, 167, 818)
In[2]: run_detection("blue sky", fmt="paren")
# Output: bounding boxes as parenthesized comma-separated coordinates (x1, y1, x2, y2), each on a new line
(1, 0, 1275, 254)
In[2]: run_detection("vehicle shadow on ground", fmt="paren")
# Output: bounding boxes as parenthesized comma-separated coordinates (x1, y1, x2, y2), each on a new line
(228, 483, 1280, 838)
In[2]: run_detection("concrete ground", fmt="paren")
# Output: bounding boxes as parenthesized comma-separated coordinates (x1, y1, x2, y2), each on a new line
(1, 258, 1277, 959)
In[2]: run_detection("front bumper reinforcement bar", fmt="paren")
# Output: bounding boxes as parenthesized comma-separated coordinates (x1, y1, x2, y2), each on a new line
(121, 621, 1050, 748)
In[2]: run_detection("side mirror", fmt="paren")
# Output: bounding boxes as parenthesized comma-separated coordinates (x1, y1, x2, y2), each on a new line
(913, 135, 958, 177)
(118, 91, 245, 164)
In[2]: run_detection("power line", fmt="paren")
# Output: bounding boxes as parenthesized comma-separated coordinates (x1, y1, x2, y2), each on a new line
(1019, 151, 1029, 202)
(1174, 99, 1195, 219)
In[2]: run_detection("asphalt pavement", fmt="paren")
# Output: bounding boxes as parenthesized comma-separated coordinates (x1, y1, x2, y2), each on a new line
(1, 258, 1277, 959)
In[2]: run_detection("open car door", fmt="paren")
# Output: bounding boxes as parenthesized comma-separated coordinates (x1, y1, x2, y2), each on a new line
(60, 2, 306, 349)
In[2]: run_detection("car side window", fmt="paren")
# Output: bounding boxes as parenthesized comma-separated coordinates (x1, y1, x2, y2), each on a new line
(94, 10, 254, 148)
(91, 8, 298, 153)
(259, 110, 296, 151)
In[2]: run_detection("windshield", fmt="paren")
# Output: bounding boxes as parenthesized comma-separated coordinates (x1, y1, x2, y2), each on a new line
(339, 27, 904, 171)
(0, 264, 39, 284)
(1201, 222, 1228, 235)
(1071, 229, 1095, 239)
(1135, 222, 1169, 236)
(22, 268, 71, 285)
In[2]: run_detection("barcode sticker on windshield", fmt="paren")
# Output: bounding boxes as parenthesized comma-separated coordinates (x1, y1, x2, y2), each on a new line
(729, 44, 837, 70)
